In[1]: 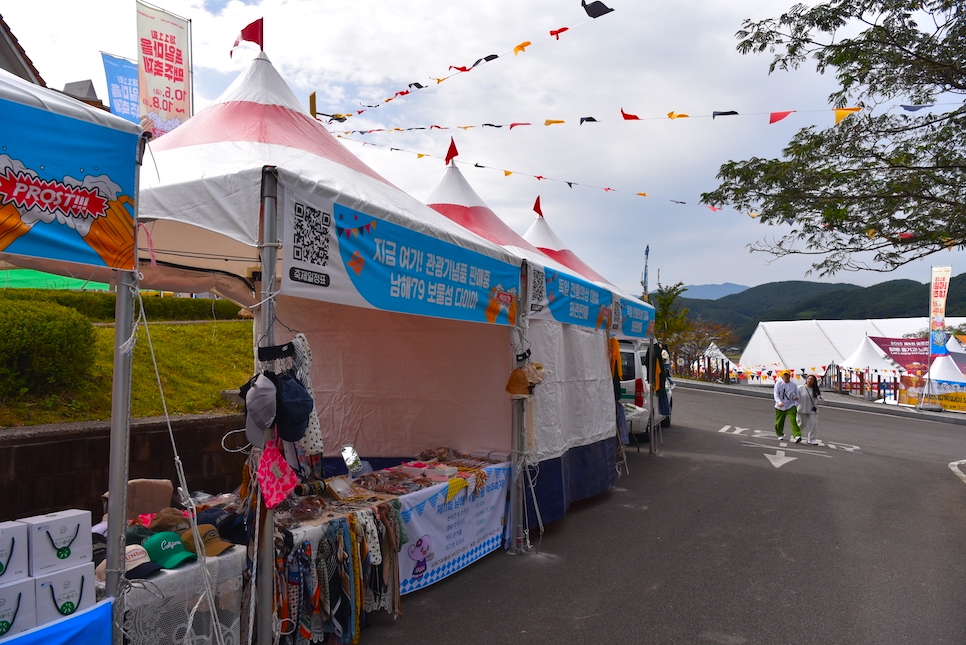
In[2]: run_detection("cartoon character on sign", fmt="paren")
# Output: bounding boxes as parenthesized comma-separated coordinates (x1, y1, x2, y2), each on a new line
(0, 155, 135, 269)
(485, 285, 518, 324)
(407, 535, 433, 579)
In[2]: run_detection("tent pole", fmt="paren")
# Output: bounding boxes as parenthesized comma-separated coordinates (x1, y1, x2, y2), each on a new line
(257, 167, 279, 645)
(508, 261, 529, 555)
(105, 269, 137, 645)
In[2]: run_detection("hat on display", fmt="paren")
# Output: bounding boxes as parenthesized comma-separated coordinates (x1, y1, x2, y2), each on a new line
(125, 524, 155, 545)
(149, 507, 190, 534)
(505, 368, 530, 396)
(181, 524, 234, 557)
(214, 510, 250, 545)
(144, 531, 197, 569)
(273, 372, 314, 442)
(196, 507, 227, 527)
(91, 533, 108, 567)
(123, 544, 163, 579)
(241, 374, 277, 447)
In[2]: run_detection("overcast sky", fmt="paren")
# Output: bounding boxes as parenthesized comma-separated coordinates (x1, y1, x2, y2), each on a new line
(7, 0, 964, 297)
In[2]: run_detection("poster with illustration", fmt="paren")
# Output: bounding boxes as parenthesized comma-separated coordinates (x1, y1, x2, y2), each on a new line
(279, 183, 521, 325)
(0, 98, 138, 270)
(398, 464, 509, 594)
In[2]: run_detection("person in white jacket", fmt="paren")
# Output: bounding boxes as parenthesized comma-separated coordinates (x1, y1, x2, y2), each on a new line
(774, 371, 801, 442)
(796, 375, 824, 445)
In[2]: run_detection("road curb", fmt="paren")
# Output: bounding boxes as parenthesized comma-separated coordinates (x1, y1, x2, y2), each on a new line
(674, 379, 966, 428)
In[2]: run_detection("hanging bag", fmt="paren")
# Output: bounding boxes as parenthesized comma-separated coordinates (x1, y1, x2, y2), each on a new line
(256, 430, 299, 508)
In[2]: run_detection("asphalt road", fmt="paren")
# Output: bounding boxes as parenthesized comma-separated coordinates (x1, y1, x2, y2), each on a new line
(361, 387, 966, 644)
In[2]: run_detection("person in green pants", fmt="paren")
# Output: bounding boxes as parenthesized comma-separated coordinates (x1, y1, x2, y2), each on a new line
(773, 371, 801, 442)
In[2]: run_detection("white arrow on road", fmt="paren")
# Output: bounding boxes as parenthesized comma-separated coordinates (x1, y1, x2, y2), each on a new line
(765, 450, 797, 469)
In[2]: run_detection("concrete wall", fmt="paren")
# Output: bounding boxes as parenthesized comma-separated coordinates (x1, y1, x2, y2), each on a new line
(0, 414, 248, 521)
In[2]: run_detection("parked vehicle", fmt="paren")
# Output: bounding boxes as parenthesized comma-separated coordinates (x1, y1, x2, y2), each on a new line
(618, 339, 673, 441)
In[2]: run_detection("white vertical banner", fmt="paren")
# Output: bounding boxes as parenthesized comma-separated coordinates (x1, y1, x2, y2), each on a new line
(930, 266, 952, 356)
(136, 1, 191, 138)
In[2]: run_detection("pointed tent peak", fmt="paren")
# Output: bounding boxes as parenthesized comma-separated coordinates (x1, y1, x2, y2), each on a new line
(523, 212, 613, 285)
(213, 51, 307, 114)
(927, 354, 966, 382)
(424, 163, 487, 209)
(425, 164, 542, 252)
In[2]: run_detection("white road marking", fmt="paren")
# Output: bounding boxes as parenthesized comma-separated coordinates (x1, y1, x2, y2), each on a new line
(741, 441, 834, 458)
(948, 460, 966, 484)
(765, 450, 797, 469)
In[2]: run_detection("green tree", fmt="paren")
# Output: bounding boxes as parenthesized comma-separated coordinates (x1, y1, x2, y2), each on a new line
(651, 280, 690, 346)
(701, 0, 966, 276)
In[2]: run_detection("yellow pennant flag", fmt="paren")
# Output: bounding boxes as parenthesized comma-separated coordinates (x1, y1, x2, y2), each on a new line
(417, 153, 427, 159)
(748, 212, 759, 219)
(513, 41, 532, 55)
(504, 170, 513, 176)
(458, 125, 475, 130)
(867, 229, 877, 238)
(544, 119, 565, 126)
(667, 111, 689, 119)
(834, 107, 861, 124)
(636, 192, 648, 197)
(432, 77, 446, 84)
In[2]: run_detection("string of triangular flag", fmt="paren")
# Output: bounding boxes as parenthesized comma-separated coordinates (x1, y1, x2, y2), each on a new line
(323, 101, 959, 133)
(309, 0, 615, 122)
(337, 134, 727, 212)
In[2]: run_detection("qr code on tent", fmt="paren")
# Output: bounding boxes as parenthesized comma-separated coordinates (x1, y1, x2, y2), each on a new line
(292, 201, 332, 266)
(530, 268, 546, 307)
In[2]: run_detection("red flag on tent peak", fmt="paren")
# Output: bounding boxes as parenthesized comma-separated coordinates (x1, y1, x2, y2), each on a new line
(231, 18, 263, 57)
(533, 196, 543, 217)
(444, 137, 458, 165)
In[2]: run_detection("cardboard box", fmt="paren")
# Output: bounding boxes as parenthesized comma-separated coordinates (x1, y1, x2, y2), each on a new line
(425, 466, 458, 481)
(0, 577, 36, 640)
(0, 522, 28, 584)
(34, 562, 94, 627)
(19, 510, 92, 576)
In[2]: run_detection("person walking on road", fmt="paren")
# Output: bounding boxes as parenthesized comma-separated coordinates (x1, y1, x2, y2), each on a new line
(774, 371, 801, 442)
(797, 374, 824, 445)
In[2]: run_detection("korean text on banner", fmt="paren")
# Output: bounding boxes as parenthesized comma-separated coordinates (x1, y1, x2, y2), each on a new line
(542, 267, 613, 329)
(101, 53, 139, 124)
(136, 1, 191, 138)
(621, 296, 654, 339)
(398, 464, 509, 594)
(930, 266, 953, 356)
(279, 184, 521, 325)
(0, 98, 139, 270)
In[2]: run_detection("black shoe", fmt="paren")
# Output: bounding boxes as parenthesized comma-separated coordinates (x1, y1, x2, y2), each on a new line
(794, 436, 802, 443)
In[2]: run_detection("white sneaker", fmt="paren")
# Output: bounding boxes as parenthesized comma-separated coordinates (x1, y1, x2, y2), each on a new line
(808, 439, 820, 445)
(778, 435, 788, 441)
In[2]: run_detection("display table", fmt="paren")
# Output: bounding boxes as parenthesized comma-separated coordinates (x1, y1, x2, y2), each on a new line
(397, 462, 509, 594)
(121, 544, 246, 645)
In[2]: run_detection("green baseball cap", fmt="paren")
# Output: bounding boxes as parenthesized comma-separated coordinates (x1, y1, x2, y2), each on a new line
(143, 531, 197, 569)
(125, 524, 155, 546)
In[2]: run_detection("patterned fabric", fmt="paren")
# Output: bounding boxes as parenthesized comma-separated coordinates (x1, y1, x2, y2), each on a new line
(292, 333, 324, 456)
(256, 434, 299, 508)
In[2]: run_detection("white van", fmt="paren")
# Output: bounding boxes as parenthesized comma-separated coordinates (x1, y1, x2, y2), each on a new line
(618, 339, 672, 440)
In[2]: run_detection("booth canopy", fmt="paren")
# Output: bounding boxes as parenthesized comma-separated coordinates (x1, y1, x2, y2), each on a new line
(137, 52, 522, 311)
(840, 335, 901, 373)
(926, 354, 966, 384)
(523, 211, 613, 286)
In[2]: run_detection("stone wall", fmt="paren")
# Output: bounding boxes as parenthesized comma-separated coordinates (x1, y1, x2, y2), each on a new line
(0, 413, 248, 521)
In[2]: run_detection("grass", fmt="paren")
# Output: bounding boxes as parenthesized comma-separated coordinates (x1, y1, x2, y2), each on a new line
(0, 320, 254, 427)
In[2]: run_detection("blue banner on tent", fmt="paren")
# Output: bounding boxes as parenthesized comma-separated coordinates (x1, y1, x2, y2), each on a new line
(544, 267, 613, 329)
(0, 98, 138, 270)
(620, 296, 654, 338)
(101, 53, 140, 125)
(11, 599, 112, 645)
(334, 203, 521, 325)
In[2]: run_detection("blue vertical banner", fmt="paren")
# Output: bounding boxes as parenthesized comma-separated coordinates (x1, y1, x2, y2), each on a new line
(101, 53, 140, 124)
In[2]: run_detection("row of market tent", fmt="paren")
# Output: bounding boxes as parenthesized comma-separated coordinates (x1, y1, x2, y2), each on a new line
(0, 51, 657, 642)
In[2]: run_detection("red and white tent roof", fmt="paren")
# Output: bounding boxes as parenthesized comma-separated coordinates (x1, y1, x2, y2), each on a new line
(523, 211, 613, 286)
(138, 52, 519, 303)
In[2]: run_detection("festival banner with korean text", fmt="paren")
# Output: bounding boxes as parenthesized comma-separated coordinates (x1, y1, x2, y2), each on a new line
(869, 337, 929, 374)
(0, 97, 138, 270)
(279, 183, 521, 325)
(136, 1, 191, 138)
(398, 464, 509, 594)
(101, 53, 139, 125)
(620, 296, 654, 339)
(541, 267, 613, 328)
(930, 266, 952, 356)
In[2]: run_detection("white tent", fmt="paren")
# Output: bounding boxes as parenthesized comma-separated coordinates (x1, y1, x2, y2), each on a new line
(840, 335, 902, 374)
(424, 163, 653, 518)
(925, 354, 966, 390)
(740, 318, 966, 375)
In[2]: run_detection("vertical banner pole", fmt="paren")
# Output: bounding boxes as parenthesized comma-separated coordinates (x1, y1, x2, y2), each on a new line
(257, 167, 278, 645)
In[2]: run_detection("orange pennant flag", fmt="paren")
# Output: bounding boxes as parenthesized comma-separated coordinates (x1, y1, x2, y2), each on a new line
(432, 77, 446, 84)
(834, 107, 861, 124)
(458, 125, 475, 130)
(636, 192, 648, 197)
(504, 170, 513, 176)
(667, 111, 689, 119)
(417, 154, 427, 159)
(544, 119, 565, 126)
(513, 41, 532, 55)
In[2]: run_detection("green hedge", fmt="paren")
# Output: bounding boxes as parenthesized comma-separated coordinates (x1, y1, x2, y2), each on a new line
(0, 300, 96, 397)
(0, 289, 242, 322)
